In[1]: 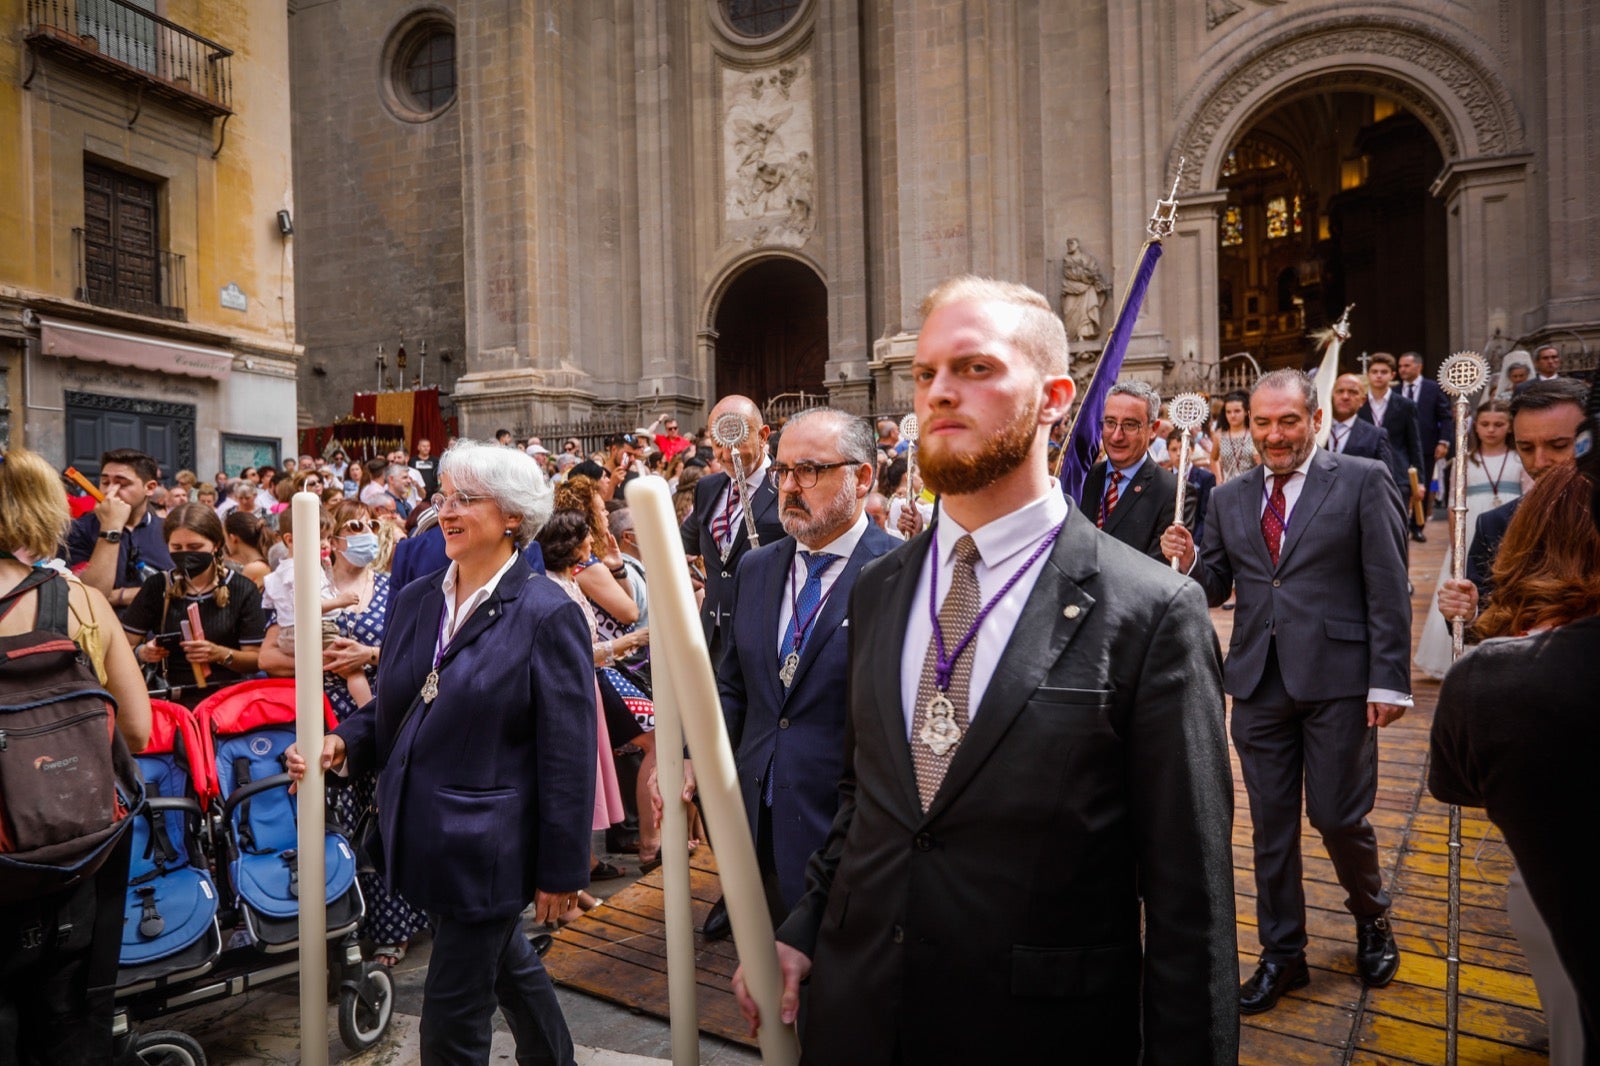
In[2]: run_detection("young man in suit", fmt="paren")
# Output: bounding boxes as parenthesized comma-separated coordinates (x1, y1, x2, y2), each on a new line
(715, 408, 900, 924)
(1358, 351, 1427, 538)
(734, 275, 1237, 1064)
(679, 395, 787, 663)
(1163, 369, 1412, 1015)
(1437, 377, 1589, 622)
(1077, 380, 1195, 561)
(1397, 352, 1453, 528)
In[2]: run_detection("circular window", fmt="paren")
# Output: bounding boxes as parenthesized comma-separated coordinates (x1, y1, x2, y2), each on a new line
(383, 16, 456, 121)
(721, 0, 803, 38)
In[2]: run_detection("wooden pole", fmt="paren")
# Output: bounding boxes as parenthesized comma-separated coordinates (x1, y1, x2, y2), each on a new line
(291, 491, 328, 1066)
(623, 476, 799, 1065)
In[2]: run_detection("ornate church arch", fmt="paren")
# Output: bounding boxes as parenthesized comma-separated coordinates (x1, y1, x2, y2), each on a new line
(699, 250, 830, 409)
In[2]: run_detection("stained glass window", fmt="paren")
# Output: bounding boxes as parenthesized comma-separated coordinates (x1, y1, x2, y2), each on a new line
(1292, 195, 1304, 235)
(1221, 205, 1243, 247)
(1221, 150, 1239, 178)
(1265, 196, 1289, 240)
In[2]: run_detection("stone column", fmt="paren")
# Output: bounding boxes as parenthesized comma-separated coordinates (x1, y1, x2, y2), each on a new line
(1430, 155, 1533, 352)
(1160, 191, 1229, 385)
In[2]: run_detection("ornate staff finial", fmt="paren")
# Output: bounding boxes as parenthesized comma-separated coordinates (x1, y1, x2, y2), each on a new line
(1147, 157, 1185, 240)
(1332, 303, 1355, 343)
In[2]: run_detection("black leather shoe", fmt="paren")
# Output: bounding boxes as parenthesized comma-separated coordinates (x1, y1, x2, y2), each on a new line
(702, 897, 731, 941)
(1411, 530, 1427, 543)
(1239, 957, 1310, 1014)
(1356, 915, 1400, 987)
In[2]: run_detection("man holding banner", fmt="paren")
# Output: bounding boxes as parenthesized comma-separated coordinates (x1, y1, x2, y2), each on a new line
(734, 275, 1237, 1064)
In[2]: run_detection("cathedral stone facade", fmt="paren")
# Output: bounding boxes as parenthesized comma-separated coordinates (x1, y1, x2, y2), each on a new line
(287, 1, 1597, 435)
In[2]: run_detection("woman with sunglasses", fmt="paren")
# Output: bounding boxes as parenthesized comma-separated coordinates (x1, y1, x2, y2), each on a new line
(261, 499, 429, 967)
(288, 440, 594, 1063)
(122, 503, 268, 706)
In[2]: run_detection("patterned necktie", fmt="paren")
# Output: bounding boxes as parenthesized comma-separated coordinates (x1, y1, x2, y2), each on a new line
(1261, 473, 1290, 567)
(766, 550, 838, 806)
(712, 480, 740, 550)
(1097, 469, 1123, 529)
(910, 535, 982, 810)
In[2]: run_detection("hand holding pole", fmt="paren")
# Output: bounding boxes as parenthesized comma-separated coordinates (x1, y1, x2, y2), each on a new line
(1166, 394, 1208, 571)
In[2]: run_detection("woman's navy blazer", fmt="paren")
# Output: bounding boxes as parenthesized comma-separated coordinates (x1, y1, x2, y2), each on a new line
(335, 553, 596, 922)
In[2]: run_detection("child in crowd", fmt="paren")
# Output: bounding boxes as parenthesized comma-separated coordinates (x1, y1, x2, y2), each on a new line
(261, 505, 355, 658)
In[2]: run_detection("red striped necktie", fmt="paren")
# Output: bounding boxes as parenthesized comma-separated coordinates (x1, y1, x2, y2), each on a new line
(1097, 469, 1123, 529)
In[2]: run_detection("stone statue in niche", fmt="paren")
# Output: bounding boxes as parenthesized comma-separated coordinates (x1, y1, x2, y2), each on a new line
(1059, 238, 1111, 342)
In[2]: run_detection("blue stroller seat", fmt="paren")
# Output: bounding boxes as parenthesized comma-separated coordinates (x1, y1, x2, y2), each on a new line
(200, 681, 361, 952)
(118, 701, 221, 992)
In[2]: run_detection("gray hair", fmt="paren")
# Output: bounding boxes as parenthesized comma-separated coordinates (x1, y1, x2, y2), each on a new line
(384, 464, 409, 482)
(1108, 380, 1162, 422)
(608, 507, 634, 539)
(438, 438, 554, 547)
(784, 408, 876, 467)
(1253, 368, 1318, 413)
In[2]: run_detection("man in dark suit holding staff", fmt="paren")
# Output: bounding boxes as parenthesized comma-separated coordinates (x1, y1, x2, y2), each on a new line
(1163, 368, 1412, 1015)
(733, 275, 1237, 1064)
(1078, 380, 1196, 561)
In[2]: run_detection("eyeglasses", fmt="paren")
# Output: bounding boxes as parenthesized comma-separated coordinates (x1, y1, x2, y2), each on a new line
(1101, 418, 1149, 437)
(769, 461, 854, 489)
(340, 519, 380, 534)
(430, 492, 486, 513)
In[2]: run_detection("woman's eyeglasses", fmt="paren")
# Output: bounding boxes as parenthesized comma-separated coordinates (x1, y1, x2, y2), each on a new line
(340, 519, 380, 534)
(430, 492, 485, 513)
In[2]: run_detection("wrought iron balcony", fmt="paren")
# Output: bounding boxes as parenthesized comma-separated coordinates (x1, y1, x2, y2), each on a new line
(26, 0, 233, 117)
(73, 228, 187, 322)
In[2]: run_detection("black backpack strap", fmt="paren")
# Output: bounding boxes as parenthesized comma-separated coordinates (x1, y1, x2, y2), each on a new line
(0, 568, 58, 623)
(33, 572, 70, 635)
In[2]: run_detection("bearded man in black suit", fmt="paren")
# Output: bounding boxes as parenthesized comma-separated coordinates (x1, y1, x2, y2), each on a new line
(732, 275, 1237, 1065)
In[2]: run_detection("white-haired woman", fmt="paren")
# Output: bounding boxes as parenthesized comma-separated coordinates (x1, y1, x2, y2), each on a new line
(1489, 349, 1535, 405)
(288, 439, 592, 1065)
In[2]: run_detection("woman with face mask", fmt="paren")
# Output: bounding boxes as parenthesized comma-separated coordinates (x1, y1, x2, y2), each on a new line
(122, 503, 268, 706)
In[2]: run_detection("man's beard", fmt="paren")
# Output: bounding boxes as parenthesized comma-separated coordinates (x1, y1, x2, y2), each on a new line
(1260, 436, 1315, 474)
(780, 474, 858, 544)
(919, 399, 1041, 497)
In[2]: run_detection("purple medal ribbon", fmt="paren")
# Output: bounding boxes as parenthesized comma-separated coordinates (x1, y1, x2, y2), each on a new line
(928, 520, 1065, 692)
(1261, 478, 1290, 536)
(786, 555, 840, 657)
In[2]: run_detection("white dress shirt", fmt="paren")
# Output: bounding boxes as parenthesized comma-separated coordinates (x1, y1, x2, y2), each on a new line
(899, 487, 1069, 737)
(1257, 449, 1412, 709)
(1367, 389, 1390, 426)
(1327, 415, 1359, 454)
(776, 511, 868, 650)
(436, 548, 520, 654)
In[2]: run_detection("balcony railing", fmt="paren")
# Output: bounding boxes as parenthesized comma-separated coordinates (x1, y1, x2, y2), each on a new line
(26, 0, 232, 117)
(73, 228, 187, 322)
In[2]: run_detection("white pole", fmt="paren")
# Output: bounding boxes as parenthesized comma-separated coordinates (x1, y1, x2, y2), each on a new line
(623, 477, 800, 1065)
(291, 491, 329, 1066)
(650, 648, 700, 1065)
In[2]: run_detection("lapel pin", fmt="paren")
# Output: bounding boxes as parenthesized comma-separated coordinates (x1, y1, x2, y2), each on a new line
(1063, 604, 1081, 619)
(1132, 485, 1143, 493)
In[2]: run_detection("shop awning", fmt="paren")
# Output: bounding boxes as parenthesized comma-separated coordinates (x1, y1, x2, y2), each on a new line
(37, 315, 232, 380)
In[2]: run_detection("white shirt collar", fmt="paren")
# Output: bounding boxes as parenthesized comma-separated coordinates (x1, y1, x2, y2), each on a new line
(798, 510, 869, 559)
(934, 483, 1070, 571)
(743, 454, 771, 494)
(439, 548, 520, 644)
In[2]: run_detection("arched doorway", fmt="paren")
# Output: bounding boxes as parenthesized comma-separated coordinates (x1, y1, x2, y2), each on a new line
(711, 257, 828, 408)
(1217, 92, 1447, 371)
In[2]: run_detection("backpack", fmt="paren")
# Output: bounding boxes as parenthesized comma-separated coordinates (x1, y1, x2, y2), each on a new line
(0, 567, 145, 904)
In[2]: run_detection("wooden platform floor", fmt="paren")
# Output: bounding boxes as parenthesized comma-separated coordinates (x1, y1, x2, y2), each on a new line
(546, 524, 1550, 1062)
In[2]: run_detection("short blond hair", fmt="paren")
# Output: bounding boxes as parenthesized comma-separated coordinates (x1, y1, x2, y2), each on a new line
(0, 448, 73, 560)
(917, 275, 1071, 377)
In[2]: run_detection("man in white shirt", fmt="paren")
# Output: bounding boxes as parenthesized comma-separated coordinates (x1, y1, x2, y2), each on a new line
(735, 275, 1236, 1064)
(1163, 368, 1412, 1015)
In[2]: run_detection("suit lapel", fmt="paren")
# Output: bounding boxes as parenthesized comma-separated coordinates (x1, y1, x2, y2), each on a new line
(1104, 462, 1153, 536)
(436, 557, 527, 668)
(924, 510, 1099, 820)
(1234, 465, 1274, 572)
(785, 530, 879, 699)
(405, 580, 446, 691)
(1275, 452, 1336, 569)
(760, 540, 795, 709)
(871, 535, 927, 815)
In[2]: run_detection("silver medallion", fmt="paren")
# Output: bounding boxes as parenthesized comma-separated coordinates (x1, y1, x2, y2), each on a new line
(1492, 495, 1502, 507)
(779, 651, 800, 687)
(919, 693, 962, 757)
(421, 669, 440, 704)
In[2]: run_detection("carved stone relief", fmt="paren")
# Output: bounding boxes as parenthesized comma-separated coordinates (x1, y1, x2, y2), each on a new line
(1207, 0, 1287, 32)
(723, 57, 815, 248)
(1172, 16, 1524, 193)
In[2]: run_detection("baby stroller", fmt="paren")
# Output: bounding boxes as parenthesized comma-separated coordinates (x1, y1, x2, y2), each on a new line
(111, 680, 393, 1065)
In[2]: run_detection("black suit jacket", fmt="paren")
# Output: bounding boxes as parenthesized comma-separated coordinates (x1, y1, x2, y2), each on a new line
(717, 523, 901, 909)
(1466, 497, 1520, 599)
(1333, 417, 1394, 467)
(679, 470, 786, 643)
(1079, 459, 1197, 561)
(1401, 377, 1453, 470)
(776, 506, 1237, 1065)
(1357, 392, 1425, 494)
(1189, 450, 1411, 701)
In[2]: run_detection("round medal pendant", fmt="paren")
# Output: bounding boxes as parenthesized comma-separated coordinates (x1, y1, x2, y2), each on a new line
(919, 693, 961, 756)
